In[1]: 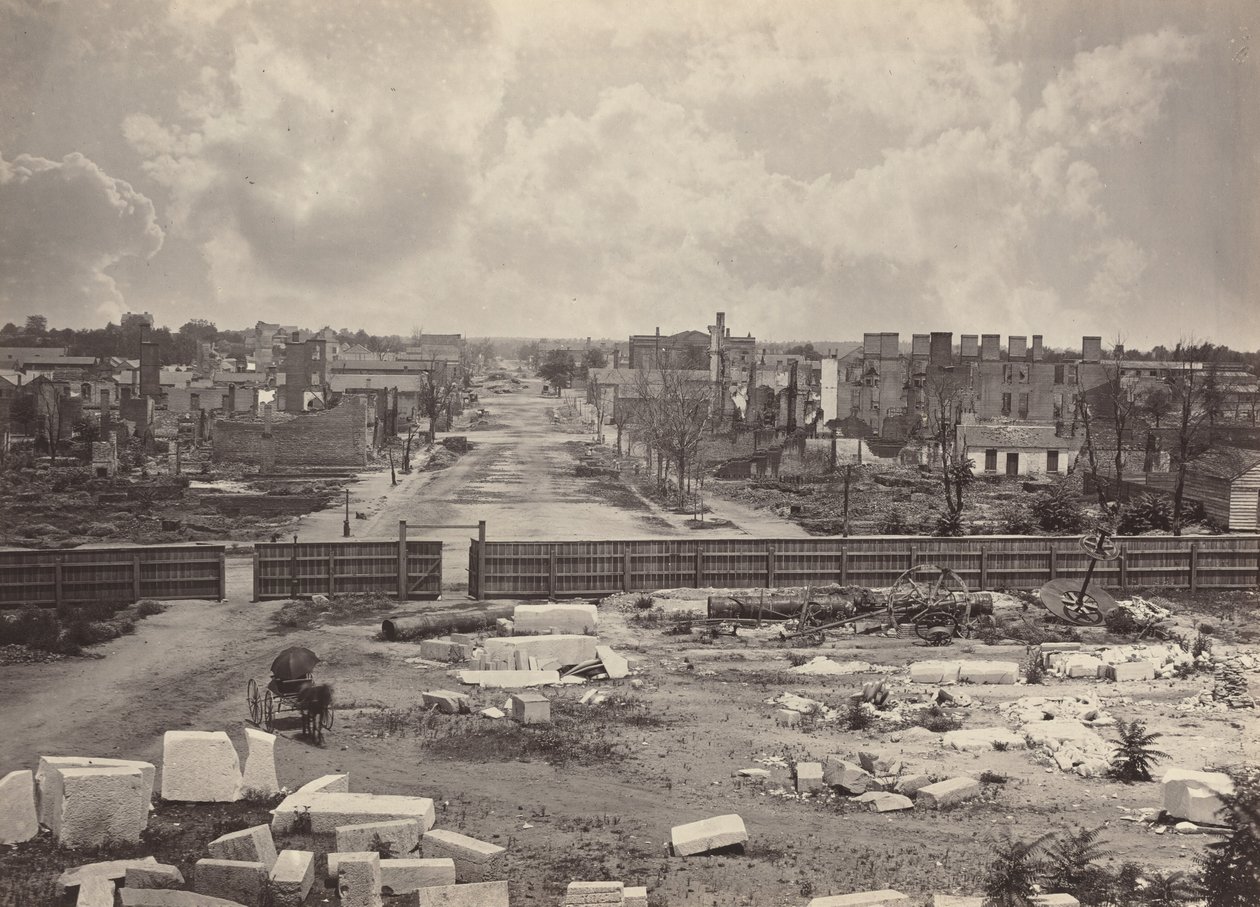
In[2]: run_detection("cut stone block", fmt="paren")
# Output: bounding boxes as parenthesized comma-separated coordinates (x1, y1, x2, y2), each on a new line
(125, 864, 185, 889)
(76, 876, 116, 907)
(421, 828, 507, 882)
(595, 645, 629, 679)
(510, 691, 551, 725)
(193, 858, 267, 906)
(512, 603, 597, 635)
(160, 731, 242, 802)
(958, 661, 1019, 684)
(484, 635, 597, 668)
(59, 858, 160, 894)
(1162, 768, 1234, 826)
(296, 773, 349, 795)
(1063, 654, 1105, 679)
(480, 707, 505, 720)
(413, 880, 510, 906)
(917, 777, 981, 809)
(422, 690, 473, 714)
(625, 886, 648, 907)
(823, 758, 871, 794)
(1107, 662, 1156, 682)
(909, 661, 961, 684)
(241, 728, 280, 797)
(418, 638, 476, 662)
(930, 897, 985, 907)
(564, 879, 624, 904)
(120, 891, 248, 906)
(671, 814, 748, 856)
(775, 709, 802, 727)
(1031, 896, 1080, 907)
(208, 824, 279, 871)
(381, 857, 457, 893)
(796, 762, 826, 794)
(809, 891, 909, 907)
(0, 769, 38, 844)
(336, 818, 423, 858)
(271, 791, 436, 833)
(37, 756, 156, 828)
(457, 669, 560, 688)
(942, 728, 1026, 752)
(868, 793, 914, 812)
(53, 766, 148, 847)
(269, 850, 315, 907)
(337, 852, 383, 907)
(894, 774, 934, 797)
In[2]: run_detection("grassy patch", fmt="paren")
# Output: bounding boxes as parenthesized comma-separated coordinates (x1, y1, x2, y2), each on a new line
(0, 599, 163, 657)
(272, 591, 397, 630)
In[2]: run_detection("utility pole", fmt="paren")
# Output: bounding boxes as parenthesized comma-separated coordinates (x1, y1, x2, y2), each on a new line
(842, 465, 852, 538)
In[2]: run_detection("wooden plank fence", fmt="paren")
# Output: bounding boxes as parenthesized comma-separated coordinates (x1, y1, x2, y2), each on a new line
(468, 535, 1260, 600)
(0, 545, 226, 607)
(254, 538, 443, 601)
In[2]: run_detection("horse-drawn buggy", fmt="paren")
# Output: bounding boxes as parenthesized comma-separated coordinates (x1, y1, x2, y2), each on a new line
(247, 646, 335, 742)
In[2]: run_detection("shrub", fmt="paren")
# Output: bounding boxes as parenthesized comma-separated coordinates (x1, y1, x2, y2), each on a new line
(980, 769, 1009, 782)
(983, 833, 1051, 907)
(1043, 826, 1113, 906)
(1108, 719, 1169, 782)
(1104, 607, 1141, 635)
(844, 698, 874, 731)
(932, 511, 966, 537)
(136, 599, 167, 616)
(1200, 766, 1260, 907)
(1000, 504, 1038, 535)
(1031, 483, 1085, 533)
(911, 704, 962, 732)
(785, 651, 811, 668)
(1025, 649, 1046, 685)
(1117, 495, 1173, 534)
(876, 508, 912, 535)
(633, 594, 655, 610)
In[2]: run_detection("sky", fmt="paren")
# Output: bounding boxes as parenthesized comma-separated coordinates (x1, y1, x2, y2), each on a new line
(0, 0, 1256, 349)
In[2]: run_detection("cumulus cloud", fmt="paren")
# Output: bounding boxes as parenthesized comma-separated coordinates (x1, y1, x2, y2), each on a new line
(0, 153, 163, 323)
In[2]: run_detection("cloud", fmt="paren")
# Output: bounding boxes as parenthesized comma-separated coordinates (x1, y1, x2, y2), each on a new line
(0, 152, 163, 323)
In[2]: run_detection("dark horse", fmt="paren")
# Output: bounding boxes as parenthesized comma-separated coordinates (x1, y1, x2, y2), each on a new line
(294, 683, 334, 744)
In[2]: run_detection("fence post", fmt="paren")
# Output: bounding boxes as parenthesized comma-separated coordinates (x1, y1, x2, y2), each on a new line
(908, 545, 918, 572)
(218, 549, 226, 601)
(476, 521, 487, 602)
(132, 552, 143, 602)
(1118, 544, 1128, 591)
(252, 548, 260, 602)
(290, 537, 299, 600)
(622, 546, 632, 593)
(979, 546, 989, 591)
(766, 545, 776, 588)
(694, 545, 704, 588)
(1189, 541, 1200, 593)
(839, 547, 848, 585)
(327, 550, 336, 596)
(397, 520, 408, 602)
(548, 545, 558, 599)
(1048, 545, 1058, 580)
(54, 554, 64, 607)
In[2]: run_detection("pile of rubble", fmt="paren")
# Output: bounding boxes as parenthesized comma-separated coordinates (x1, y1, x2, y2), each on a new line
(1002, 695, 1116, 776)
(1210, 658, 1255, 708)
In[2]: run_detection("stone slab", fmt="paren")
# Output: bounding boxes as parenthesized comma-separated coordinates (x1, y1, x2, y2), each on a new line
(271, 791, 436, 833)
(37, 756, 156, 828)
(1161, 768, 1234, 825)
(337, 852, 383, 907)
(413, 880, 510, 906)
(59, 858, 160, 893)
(457, 670, 560, 688)
(868, 793, 914, 813)
(823, 758, 871, 793)
(161, 731, 242, 802)
(422, 691, 473, 715)
(193, 859, 267, 906)
(241, 728, 280, 797)
(625, 886, 648, 907)
(296, 773, 349, 795)
(54, 766, 148, 847)
(595, 645, 630, 679)
(125, 864, 185, 889)
(422, 828, 507, 882)
(509, 692, 551, 725)
(0, 769, 38, 844)
(930, 897, 985, 907)
(917, 777, 981, 809)
(119, 889, 249, 906)
(76, 876, 116, 907)
(1107, 662, 1156, 682)
(809, 891, 909, 907)
(418, 639, 476, 662)
(208, 824, 278, 871)
(1031, 896, 1080, 907)
(564, 879, 624, 904)
(512, 603, 597, 635)
(909, 661, 961, 684)
(484, 635, 598, 668)
(270, 850, 314, 907)
(796, 761, 826, 794)
(894, 774, 934, 797)
(381, 858, 457, 893)
(671, 814, 747, 856)
(336, 818, 423, 857)
(958, 661, 1019, 684)
(1063, 654, 1105, 679)
(942, 728, 1026, 752)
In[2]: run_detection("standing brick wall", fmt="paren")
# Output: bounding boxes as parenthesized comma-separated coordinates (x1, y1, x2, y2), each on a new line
(212, 396, 369, 467)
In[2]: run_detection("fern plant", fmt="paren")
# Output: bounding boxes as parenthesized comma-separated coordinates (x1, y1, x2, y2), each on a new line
(1142, 870, 1201, 907)
(1043, 826, 1113, 905)
(1200, 767, 1260, 907)
(1109, 719, 1169, 782)
(982, 833, 1051, 907)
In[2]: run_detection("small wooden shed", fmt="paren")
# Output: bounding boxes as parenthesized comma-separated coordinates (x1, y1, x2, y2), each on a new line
(1182, 447, 1260, 531)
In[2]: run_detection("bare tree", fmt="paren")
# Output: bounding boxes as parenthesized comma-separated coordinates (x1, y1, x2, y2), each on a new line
(924, 367, 974, 535)
(1167, 345, 1224, 535)
(32, 381, 68, 461)
(1072, 346, 1139, 521)
(628, 358, 712, 502)
(415, 364, 462, 443)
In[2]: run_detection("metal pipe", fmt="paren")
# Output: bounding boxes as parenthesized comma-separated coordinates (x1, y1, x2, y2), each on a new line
(381, 605, 516, 640)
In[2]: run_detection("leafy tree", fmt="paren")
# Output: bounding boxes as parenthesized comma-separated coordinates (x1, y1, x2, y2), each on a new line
(415, 364, 462, 441)
(1030, 482, 1085, 532)
(9, 394, 36, 435)
(1166, 346, 1225, 535)
(1135, 384, 1174, 429)
(982, 833, 1050, 907)
(1200, 767, 1260, 907)
(537, 350, 577, 389)
(1108, 719, 1169, 782)
(516, 341, 540, 368)
(1043, 826, 1113, 905)
(1116, 494, 1173, 534)
(25, 314, 47, 335)
(581, 348, 608, 374)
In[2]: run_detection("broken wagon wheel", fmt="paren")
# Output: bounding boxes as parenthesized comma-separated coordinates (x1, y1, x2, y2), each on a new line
(1079, 532, 1120, 562)
(913, 610, 959, 646)
(246, 678, 261, 726)
(887, 563, 967, 629)
(321, 707, 335, 732)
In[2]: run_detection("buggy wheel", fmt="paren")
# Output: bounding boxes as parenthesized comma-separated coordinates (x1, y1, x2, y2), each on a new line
(887, 564, 967, 626)
(246, 679, 260, 725)
(263, 690, 276, 732)
(914, 611, 958, 646)
(321, 707, 335, 731)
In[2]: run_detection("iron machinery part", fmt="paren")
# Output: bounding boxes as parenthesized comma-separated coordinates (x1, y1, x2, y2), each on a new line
(1038, 578, 1119, 626)
(887, 564, 976, 640)
(1079, 532, 1121, 562)
(913, 610, 960, 646)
